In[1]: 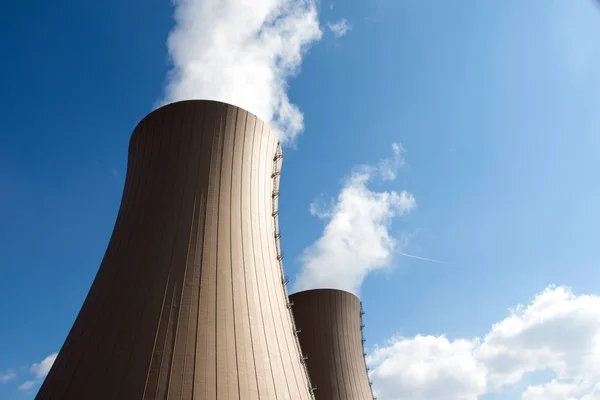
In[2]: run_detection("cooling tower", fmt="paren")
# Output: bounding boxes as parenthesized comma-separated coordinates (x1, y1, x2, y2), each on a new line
(36, 100, 314, 399)
(290, 289, 374, 400)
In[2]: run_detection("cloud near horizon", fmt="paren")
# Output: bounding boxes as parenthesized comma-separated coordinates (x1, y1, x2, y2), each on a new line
(293, 143, 416, 295)
(367, 285, 600, 400)
(161, 0, 323, 145)
(0, 370, 16, 384)
(17, 352, 57, 392)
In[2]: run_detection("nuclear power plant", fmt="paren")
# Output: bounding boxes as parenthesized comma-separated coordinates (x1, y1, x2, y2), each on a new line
(35, 100, 374, 399)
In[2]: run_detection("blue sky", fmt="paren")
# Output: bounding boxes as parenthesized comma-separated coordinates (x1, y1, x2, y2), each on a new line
(1, 0, 600, 399)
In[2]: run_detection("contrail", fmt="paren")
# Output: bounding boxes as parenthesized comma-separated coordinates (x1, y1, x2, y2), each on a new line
(400, 252, 449, 265)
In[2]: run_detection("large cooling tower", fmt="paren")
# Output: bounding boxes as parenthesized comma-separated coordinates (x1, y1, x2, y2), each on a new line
(290, 289, 374, 400)
(36, 100, 314, 399)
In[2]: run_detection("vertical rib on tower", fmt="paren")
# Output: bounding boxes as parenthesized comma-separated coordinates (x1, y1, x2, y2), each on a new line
(36, 100, 314, 399)
(290, 289, 375, 400)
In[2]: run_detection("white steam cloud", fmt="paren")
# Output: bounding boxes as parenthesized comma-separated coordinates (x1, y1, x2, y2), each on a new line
(161, 0, 323, 144)
(294, 143, 416, 295)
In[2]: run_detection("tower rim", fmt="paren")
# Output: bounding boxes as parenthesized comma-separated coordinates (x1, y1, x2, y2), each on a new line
(290, 288, 360, 302)
(130, 99, 275, 147)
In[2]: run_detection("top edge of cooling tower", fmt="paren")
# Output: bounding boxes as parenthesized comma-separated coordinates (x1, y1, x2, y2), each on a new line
(290, 288, 360, 301)
(129, 99, 274, 145)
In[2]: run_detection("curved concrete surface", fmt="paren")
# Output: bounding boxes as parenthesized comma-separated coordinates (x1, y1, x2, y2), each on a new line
(290, 289, 374, 400)
(36, 100, 313, 400)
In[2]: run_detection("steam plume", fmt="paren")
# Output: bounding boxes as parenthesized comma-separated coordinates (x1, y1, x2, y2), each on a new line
(161, 0, 322, 144)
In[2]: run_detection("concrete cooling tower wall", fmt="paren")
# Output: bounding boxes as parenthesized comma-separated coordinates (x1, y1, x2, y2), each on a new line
(36, 100, 314, 400)
(290, 289, 374, 400)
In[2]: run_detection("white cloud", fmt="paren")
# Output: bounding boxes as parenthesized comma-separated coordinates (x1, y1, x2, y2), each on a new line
(0, 370, 16, 384)
(522, 380, 600, 400)
(480, 286, 600, 389)
(161, 0, 322, 145)
(367, 335, 486, 400)
(30, 353, 57, 379)
(15, 352, 57, 392)
(18, 380, 36, 391)
(294, 143, 416, 295)
(522, 380, 579, 400)
(309, 195, 334, 219)
(379, 142, 405, 181)
(580, 383, 600, 400)
(328, 18, 351, 38)
(367, 286, 600, 400)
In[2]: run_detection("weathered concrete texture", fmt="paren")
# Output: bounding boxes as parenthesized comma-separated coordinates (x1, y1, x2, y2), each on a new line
(36, 100, 312, 400)
(291, 289, 374, 400)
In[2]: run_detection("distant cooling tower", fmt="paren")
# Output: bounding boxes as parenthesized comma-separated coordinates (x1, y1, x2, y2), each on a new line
(290, 289, 374, 400)
(36, 100, 314, 399)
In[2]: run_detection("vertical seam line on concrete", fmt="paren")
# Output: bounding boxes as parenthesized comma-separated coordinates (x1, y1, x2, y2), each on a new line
(330, 294, 338, 399)
(192, 104, 213, 399)
(258, 123, 279, 399)
(214, 105, 225, 397)
(165, 105, 199, 398)
(248, 119, 263, 395)
(149, 107, 187, 398)
(259, 132, 277, 393)
(175, 107, 203, 395)
(230, 108, 242, 399)
(344, 296, 356, 399)
(325, 293, 330, 397)
(182, 105, 204, 400)
(118, 109, 177, 399)
(159, 112, 191, 397)
(151, 108, 188, 399)
(142, 108, 180, 399)
(265, 134, 293, 400)
(240, 112, 261, 399)
(271, 138, 299, 399)
(251, 121, 277, 399)
(123, 108, 174, 399)
(334, 294, 344, 399)
(338, 294, 347, 399)
(315, 294, 323, 398)
(180, 190, 197, 400)
(108, 114, 166, 398)
(118, 111, 166, 399)
(155, 282, 176, 397)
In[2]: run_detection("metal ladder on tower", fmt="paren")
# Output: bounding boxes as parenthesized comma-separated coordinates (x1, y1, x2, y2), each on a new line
(270, 143, 317, 398)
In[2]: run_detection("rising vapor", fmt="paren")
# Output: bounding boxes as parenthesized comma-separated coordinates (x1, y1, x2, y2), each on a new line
(161, 0, 322, 144)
